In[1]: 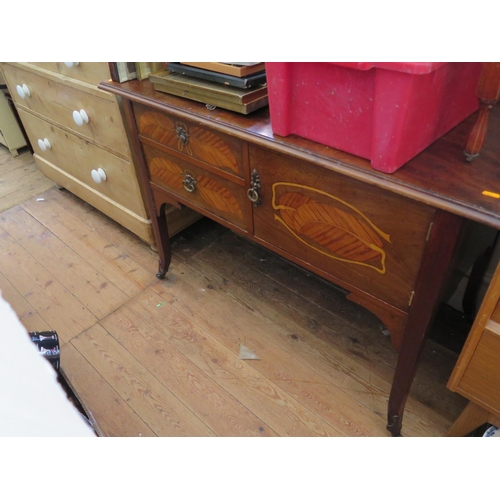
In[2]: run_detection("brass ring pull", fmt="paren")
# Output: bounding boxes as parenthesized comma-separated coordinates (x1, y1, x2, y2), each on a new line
(247, 169, 262, 206)
(247, 188, 260, 204)
(183, 173, 197, 193)
(176, 125, 190, 146)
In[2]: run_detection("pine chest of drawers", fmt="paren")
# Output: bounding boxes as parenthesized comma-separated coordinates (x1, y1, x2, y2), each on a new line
(0, 63, 152, 245)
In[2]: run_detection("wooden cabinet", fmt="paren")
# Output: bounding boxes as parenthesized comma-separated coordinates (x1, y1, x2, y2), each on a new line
(99, 71, 500, 437)
(102, 79, 490, 436)
(447, 262, 500, 436)
(0, 63, 200, 245)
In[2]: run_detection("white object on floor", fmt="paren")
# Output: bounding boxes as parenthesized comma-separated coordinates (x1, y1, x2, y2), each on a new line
(238, 344, 260, 360)
(0, 293, 96, 436)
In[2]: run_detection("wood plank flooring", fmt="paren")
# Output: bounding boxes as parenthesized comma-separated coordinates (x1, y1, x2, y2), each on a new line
(0, 145, 468, 436)
(0, 145, 54, 212)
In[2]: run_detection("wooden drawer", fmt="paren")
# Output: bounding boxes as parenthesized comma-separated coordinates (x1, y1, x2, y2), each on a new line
(250, 145, 436, 312)
(18, 108, 147, 217)
(134, 102, 245, 179)
(458, 321, 500, 411)
(143, 143, 250, 232)
(1, 63, 129, 156)
(33, 153, 154, 244)
(27, 62, 110, 86)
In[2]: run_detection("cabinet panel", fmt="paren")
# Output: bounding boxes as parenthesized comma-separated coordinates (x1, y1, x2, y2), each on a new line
(2, 64, 129, 155)
(134, 102, 245, 178)
(250, 145, 436, 311)
(143, 144, 250, 232)
(19, 108, 147, 217)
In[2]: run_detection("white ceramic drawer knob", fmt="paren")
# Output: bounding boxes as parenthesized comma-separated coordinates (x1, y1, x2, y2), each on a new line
(16, 84, 31, 99)
(72, 109, 89, 126)
(91, 168, 107, 184)
(37, 138, 52, 151)
(64, 62, 79, 68)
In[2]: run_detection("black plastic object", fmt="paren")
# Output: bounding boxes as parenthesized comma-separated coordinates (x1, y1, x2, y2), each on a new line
(28, 330, 60, 370)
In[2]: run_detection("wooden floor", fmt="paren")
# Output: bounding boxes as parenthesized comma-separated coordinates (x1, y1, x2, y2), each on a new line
(0, 145, 54, 212)
(1, 145, 468, 437)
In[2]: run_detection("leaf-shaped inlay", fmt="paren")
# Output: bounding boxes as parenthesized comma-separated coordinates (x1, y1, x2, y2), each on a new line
(197, 176, 243, 219)
(139, 112, 238, 172)
(188, 128, 238, 172)
(149, 157, 184, 190)
(139, 112, 178, 149)
(272, 183, 391, 274)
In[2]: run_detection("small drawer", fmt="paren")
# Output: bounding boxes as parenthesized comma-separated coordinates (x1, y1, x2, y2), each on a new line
(134, 102, 245, 178)
(143, 144, 250, 232)
(459, 321, 500, 411)
(28, 62, 111, 86)
(2, 63, 129, 156)
(18, 108, 147, 217)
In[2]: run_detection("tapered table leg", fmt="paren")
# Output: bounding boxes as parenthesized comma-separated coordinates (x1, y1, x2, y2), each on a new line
(119, 96, 172, 279)
(154, 203, 171, 279)
(387, 210, 463, 436)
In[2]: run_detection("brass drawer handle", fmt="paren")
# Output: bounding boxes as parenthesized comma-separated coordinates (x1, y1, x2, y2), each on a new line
(247, 169, 262, 206)
(176, 123, 190, 144)
(176, 123, 193, 155)
(247, 188, 260, 204)
(183, 173, 197, 193)
(176, 127, 189, 145)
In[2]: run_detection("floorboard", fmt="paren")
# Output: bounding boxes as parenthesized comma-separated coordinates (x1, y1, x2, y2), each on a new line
(101, 299, 279, 437)
(0, 146, 54, 213)
(0, 145, 468, 436)
(61, 342, 156, 437)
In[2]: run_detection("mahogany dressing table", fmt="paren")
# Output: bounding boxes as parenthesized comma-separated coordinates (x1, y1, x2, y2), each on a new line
(100, 78, 500, 436)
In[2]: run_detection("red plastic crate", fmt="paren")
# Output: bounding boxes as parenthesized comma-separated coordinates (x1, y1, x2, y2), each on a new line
(266, 62, 483, 173)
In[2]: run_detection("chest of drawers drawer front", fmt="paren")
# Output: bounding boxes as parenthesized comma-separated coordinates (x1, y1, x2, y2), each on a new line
(27, 62, 111, 86)
(18, 108, 147, 217)
(458, 323, 500, 411)
(2, 64, 129, 156)
(134, 102, 245, 178)
(143, 144, 250, 231)
(250, 145, 435, 312)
